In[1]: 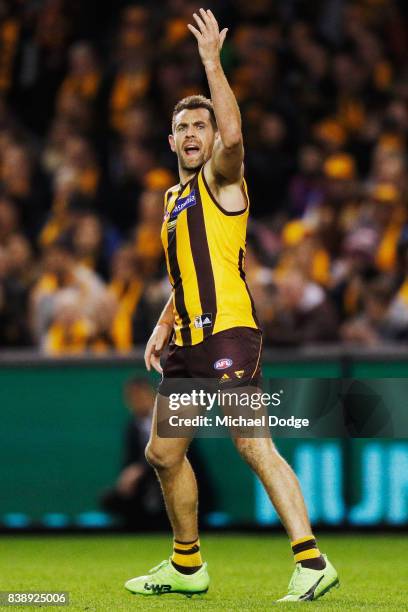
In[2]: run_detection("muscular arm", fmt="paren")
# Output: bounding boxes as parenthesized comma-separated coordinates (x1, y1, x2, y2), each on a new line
(205, 60, 244, 183)
(189, 9, 244, 189)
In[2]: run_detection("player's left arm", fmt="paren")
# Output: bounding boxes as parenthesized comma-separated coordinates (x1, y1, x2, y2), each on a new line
(188, 9, 244, 187)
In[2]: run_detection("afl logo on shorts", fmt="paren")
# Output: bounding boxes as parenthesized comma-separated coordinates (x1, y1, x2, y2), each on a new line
(214, 358, 233, 370)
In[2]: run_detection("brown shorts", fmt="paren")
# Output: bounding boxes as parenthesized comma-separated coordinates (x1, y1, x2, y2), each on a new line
(158, 326, 263, 397)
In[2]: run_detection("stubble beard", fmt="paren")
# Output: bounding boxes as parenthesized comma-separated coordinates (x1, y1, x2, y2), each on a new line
(179, 150, 210, 172)
(181, 161, 202, 172)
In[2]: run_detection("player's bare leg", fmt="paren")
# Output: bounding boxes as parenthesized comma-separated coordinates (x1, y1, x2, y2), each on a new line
(124, 393, 210, 596)
(233, 436, 339, 601)
(233, 436, 310, 540)
(145, 393, 198, 542)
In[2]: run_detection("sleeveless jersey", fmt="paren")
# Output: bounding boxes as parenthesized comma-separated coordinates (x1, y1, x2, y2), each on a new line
(161, 165, 259, 346)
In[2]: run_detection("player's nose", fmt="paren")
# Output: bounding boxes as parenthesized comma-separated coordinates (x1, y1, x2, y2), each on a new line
(186, 124, 196, 137)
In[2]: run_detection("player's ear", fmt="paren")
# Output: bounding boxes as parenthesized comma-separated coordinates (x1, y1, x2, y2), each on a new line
(168, 134, 176, 153)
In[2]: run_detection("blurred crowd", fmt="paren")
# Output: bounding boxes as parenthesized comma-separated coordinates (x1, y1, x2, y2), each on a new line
(0, 0, 408, 353)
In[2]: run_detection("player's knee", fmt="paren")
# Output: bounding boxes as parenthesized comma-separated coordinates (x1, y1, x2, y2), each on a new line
(145, 443, 183, 470)
(145, 443, 165, 468)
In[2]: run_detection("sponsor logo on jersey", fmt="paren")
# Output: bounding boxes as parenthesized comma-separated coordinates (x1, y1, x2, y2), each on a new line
(235, 370, 244, 378)
(214, 358, 233, 370)
(170, 189, 197, 220)
(194, 313, 213, 328)
(220, 374, 230, 382)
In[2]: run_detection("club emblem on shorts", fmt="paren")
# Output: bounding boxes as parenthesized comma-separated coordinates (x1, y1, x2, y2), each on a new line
(214, 358, 233, 370)
(194, 313, 213, 328)
(235, 370, 244, 378)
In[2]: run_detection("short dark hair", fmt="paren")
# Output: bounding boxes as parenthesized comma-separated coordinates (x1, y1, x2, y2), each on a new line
(172, 95, 216, 130)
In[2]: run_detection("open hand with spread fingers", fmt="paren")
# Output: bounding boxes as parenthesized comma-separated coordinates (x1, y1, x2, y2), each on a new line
(188, 8, 228, 66)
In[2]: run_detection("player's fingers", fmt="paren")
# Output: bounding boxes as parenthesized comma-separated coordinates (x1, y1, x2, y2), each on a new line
(193, 12, 207, 34)
(144, 334, 158, 370)
(150, 353, 163, 374)
(144, 343, 153, 370)
(187, 23, 202, 40)
(144, 352, 151, 371)
(219, 28, 228, 48)
(206, 9, 219, 32)
(199, 7, 211, 25)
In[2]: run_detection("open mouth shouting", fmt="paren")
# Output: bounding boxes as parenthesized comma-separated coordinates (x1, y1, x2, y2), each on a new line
(183, 142, 201, 157)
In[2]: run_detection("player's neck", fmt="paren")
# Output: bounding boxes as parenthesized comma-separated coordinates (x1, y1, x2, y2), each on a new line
(178, 164, 197, 188)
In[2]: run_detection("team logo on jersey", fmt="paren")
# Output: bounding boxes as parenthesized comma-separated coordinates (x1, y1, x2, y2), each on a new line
(194, 313, 212, 328)
(214, 358, 233, 370)
(170, 189, 197, 220)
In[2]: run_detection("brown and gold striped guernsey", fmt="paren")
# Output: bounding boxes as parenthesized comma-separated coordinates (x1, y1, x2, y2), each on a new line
(161, 165, 259, 346)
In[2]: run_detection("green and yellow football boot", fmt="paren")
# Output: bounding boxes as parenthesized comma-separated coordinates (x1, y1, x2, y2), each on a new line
(277, 555, 339, 602)
(125, 559, 209, 597)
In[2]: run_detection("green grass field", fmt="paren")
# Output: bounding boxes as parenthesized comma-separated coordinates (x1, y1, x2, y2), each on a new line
(0, 534, 406, 611)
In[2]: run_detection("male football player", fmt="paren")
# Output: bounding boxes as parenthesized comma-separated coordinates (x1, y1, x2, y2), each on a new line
(125, 9, 339, 602)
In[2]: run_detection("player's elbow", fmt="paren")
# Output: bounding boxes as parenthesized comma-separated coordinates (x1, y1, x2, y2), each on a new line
(222, 133, 243, 150)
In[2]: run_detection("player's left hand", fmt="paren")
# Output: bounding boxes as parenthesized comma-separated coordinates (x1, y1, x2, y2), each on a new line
(188, 8, 228, 66)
